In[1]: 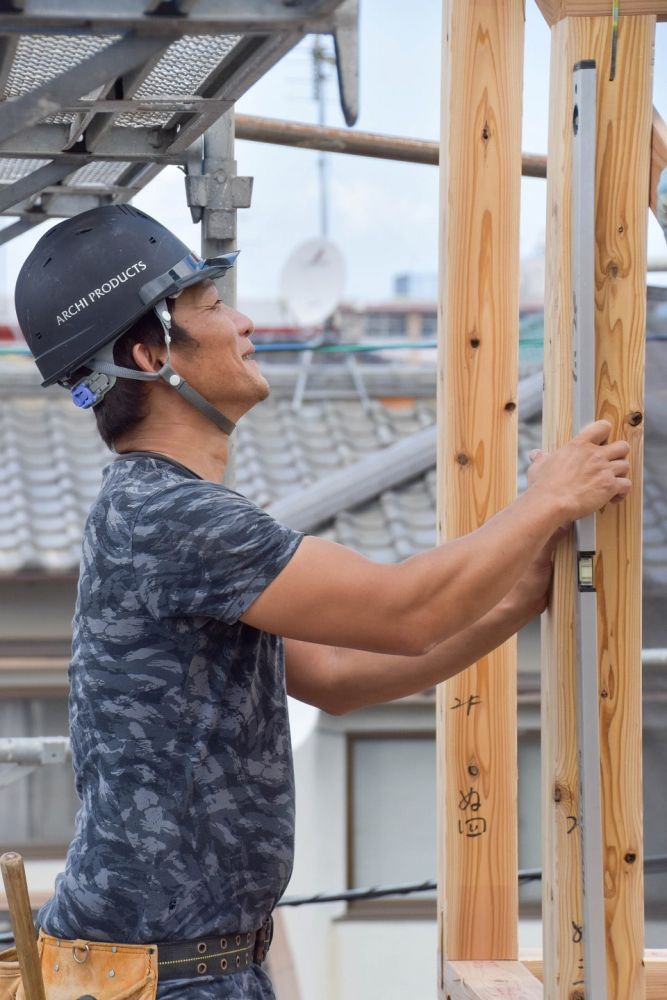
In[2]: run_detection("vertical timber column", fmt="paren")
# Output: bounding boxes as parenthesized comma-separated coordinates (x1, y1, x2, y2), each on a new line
(541, 15, 653, 1000)
(436, 0, 524, 978)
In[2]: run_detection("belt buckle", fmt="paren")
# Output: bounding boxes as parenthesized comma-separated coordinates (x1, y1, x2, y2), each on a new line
(253, 916, 273, 965)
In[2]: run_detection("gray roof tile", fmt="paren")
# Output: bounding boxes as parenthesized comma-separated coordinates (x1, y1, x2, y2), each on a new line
(2, 311, 667, 590)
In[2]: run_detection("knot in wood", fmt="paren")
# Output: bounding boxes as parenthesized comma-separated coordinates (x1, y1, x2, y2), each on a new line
(481, 122, 490, 143)
(456, 453, 469, 466)
(553, 784, 562, 803)
(467, 763, 479, 777)
(606, 260, 620, 279)
(469, 337, 480, 349)
(504, 401, 516, 413)
(624, 852, 637, 864)
(628, 411, 643, 427)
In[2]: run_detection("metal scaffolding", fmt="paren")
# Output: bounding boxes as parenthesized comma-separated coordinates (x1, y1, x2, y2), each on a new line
(0, 0, 358, 240)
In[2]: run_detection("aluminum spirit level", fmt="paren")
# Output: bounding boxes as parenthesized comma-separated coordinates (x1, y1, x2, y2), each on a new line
(572, 59, 608, 999)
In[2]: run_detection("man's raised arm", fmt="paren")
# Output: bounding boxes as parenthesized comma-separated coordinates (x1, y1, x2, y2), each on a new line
(241, 420, 630, 656)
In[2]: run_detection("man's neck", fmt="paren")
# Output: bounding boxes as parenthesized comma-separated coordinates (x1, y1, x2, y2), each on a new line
(114, 421, 230, 483)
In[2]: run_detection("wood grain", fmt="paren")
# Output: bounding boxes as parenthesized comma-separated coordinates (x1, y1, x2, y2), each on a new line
(437, 0, 524, 979)
(541, 15, 653, 999)
(522, 950, 667, 999)
(536, 1, 667, 23)
(0, 852, 45, 1000)
(445, 961, 543, 999)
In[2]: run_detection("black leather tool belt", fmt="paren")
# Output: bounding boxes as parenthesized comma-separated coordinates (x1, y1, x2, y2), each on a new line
(155, 916, 273, 982)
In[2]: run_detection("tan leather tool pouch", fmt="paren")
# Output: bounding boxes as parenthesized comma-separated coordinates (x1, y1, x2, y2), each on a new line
(0, 945, 21, 1000)
(0, 933, 157, 1000)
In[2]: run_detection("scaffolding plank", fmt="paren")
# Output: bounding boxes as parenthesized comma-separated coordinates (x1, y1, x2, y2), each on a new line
(0, 36, 18, 95)
(77, 44, 173, 151)
(541, 15, 653, 1000)
(436, 0, 524, 977)
(0, 160, 86, 213)
(166, 33, 299, 153)
(5, 0, 344, 33)
(0, 2, 352, 230)
(0, 34, 164, 145)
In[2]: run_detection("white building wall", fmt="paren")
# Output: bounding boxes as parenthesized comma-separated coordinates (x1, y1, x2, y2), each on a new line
(333, 922, 437, 1000)
(282, 723, 347, 1000)
(282, 703, 438, 1000)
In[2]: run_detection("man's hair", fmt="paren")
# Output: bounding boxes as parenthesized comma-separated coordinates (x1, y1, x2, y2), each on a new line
(87, 307, 196, 449)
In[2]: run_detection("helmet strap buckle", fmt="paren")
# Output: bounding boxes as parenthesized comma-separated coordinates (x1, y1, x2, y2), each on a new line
(71, 371, 116, 409)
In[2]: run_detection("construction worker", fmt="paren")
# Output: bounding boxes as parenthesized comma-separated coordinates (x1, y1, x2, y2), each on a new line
(12, 205, 630, 1000)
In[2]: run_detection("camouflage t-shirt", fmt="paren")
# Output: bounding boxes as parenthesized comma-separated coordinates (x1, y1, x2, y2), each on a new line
(38, 453, 303, 998)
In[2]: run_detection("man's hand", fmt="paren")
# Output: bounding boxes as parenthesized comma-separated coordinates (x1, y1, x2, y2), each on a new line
(500, 523, 567, 620)
(245, 419, 629, 658)
(525, 420, 630, 519)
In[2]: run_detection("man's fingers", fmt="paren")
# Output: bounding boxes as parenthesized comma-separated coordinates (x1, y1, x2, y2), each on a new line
(609, 477, 632, 500)
(575, 419, 612, 445)
(602, 439, 631, 460)
(609, 458, 631, 477)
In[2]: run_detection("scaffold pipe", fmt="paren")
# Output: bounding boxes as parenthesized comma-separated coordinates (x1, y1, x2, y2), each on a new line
(234, 114, 548, 179)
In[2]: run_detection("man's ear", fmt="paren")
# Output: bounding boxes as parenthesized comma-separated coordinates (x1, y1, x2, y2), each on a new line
(131, 341, 163, 374)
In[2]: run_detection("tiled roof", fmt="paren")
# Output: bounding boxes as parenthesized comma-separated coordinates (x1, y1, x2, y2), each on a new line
(0, 383, 109, 573)
(0, 360, 542, 575)
(1, 297, 666, 590)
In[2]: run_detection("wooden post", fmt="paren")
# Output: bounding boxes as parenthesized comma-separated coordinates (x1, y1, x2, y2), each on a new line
(436, 0, 525, 984)
(445, 961, 543, 1000)
(522, 951, 667, 999)
(541, 14, 654, 999)
(536, 1, 667, 22)
(0, 852, 45, 1000)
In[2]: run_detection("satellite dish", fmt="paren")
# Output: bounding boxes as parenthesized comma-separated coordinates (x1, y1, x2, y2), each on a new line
(280, 238, 345, 328)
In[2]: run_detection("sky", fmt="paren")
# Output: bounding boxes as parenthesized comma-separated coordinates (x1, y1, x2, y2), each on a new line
(2, 3, 667, 309)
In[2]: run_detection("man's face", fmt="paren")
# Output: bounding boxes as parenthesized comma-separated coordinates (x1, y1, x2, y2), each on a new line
(169, 279, 269, 419)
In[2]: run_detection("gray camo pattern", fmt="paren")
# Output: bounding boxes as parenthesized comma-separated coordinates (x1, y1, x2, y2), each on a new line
(38, 454, 303, 998)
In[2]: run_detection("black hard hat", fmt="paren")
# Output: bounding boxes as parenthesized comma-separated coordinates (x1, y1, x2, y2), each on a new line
(15, 204, 238, 386)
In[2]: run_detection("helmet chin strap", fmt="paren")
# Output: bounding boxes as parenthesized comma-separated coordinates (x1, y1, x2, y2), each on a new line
(85, 299, 236, 436)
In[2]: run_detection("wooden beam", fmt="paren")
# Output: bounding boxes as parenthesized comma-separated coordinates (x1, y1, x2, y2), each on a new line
(522, 951, 667, 1000)
(536, 1, 667, 23)
(445, 962, 542, 1000)
(444, 953, 667, 999)
(650, 106, 667, 220)
(436, 0, 524, 981)
(541, 14, 653, 999)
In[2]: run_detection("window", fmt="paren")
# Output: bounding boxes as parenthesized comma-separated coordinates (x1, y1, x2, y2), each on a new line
(347, 729, 544, 919)
(347, 733, 436, 917)
(362, 313, 407, 339)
